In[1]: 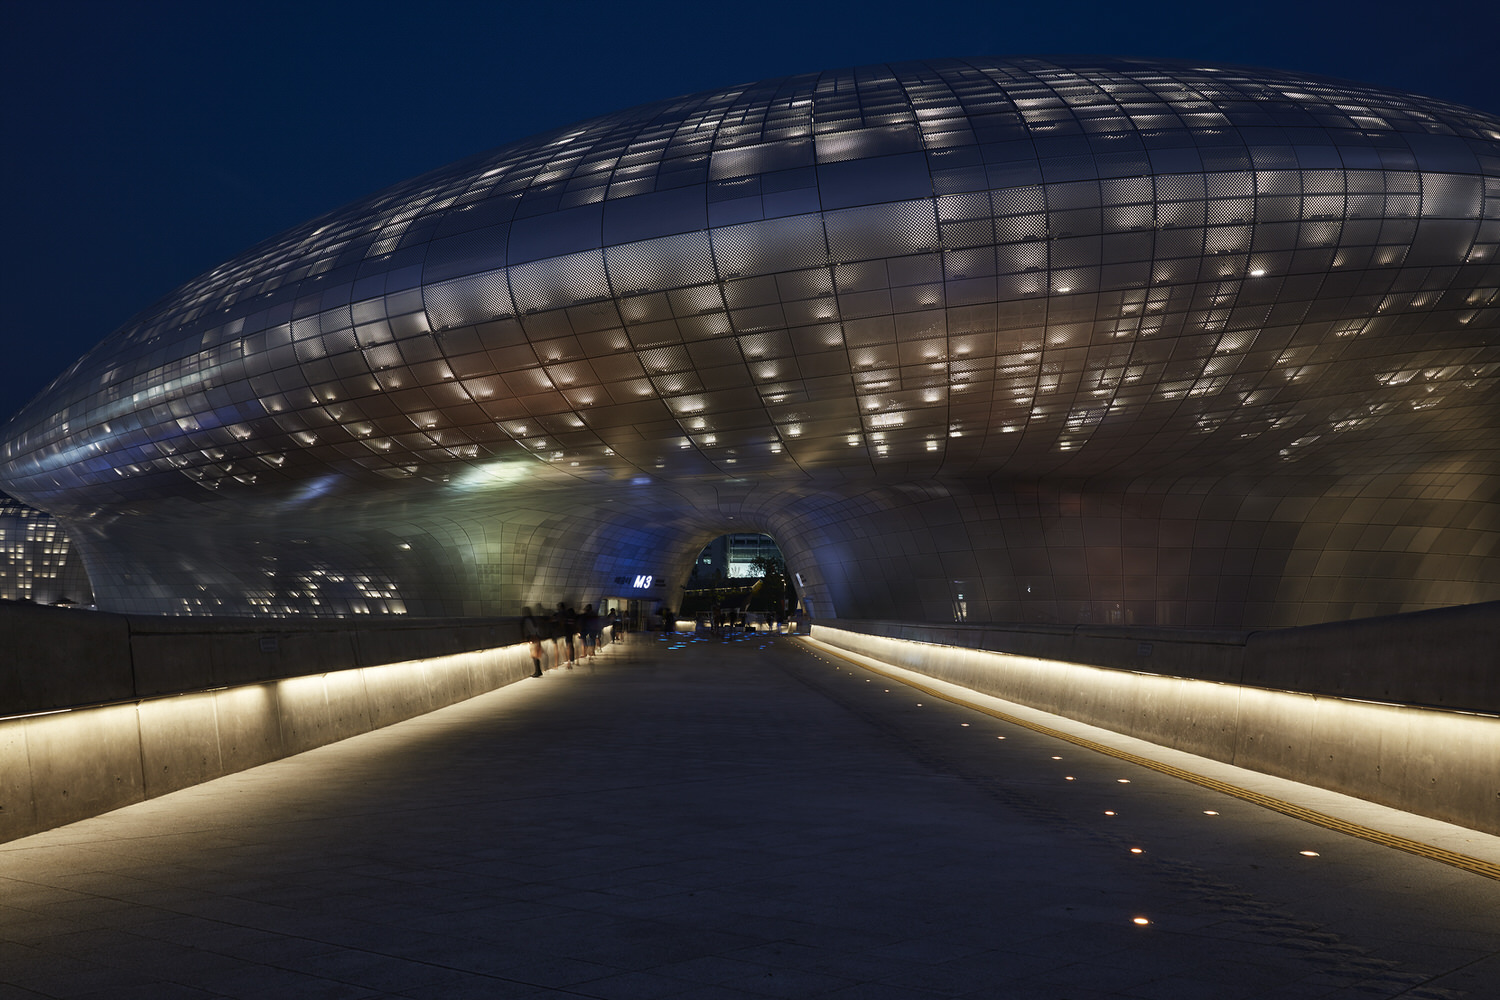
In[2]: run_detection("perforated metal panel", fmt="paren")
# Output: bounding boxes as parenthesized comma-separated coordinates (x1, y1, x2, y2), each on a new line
(1, 57, 1497, 624)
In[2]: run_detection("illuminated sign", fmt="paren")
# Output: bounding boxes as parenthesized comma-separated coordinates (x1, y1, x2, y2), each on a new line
(632, 575, 653, 589)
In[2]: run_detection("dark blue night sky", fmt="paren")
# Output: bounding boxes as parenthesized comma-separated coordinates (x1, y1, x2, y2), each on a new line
(2, 0, 1492, 419)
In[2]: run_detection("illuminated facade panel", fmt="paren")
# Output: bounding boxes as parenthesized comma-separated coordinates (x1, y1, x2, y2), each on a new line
(0, 494, 93, 606)
(1, 58, 1497, 625)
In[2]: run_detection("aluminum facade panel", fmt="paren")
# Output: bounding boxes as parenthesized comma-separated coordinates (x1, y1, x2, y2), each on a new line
(1, 57, 1497, 624)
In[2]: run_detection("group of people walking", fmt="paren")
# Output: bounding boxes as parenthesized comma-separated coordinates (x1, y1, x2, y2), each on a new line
(521, 602, 623, 677)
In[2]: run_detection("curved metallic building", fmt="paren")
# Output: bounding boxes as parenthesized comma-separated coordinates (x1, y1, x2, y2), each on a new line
(3, 57, 1498, 624)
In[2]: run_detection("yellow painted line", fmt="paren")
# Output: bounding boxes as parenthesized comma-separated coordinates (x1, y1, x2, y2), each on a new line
(799, 637, 1500, 882)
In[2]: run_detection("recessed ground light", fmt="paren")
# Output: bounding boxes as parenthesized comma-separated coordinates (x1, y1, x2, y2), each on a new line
(1129, 847, 1144, 854)
(996, 736, 1006, 740)
(1117, 779, 1131, 784)
(1133, 917, 1151, 926)
(1300, 850, 1321, 857)
(1203, 810, 1219, 816)
(1051, 756, 1062, 760)
(1104, 810, 1116, 816)
(960, 723, 970, 727)
(1065, 776, 1075, 781)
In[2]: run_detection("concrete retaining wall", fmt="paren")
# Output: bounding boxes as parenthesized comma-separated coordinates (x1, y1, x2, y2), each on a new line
(815, 602, 1500, 835)
(0, 605, 559, 844)
(0, 604, 530, 715)
(832, 601, 1499, 712)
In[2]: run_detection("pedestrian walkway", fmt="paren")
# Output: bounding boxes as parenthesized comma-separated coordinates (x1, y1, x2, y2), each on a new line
(1, 631, 1496, 999)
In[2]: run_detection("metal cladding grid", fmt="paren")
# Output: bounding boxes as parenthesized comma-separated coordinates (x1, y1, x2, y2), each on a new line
(762, 478, 1500, 626)
(3, 57, 1498, 517)
(55, 486, 722, 618)
(34, 456, 1500, 623)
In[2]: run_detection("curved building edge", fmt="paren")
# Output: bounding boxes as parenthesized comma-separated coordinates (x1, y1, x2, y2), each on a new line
(0, 57, 1497, 625)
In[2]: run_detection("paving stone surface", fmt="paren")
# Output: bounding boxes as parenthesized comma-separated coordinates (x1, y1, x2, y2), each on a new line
(1, 630, 1497, 999)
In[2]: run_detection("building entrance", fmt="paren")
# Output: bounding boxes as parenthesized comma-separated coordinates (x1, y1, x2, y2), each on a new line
(601, 596, 644, 633)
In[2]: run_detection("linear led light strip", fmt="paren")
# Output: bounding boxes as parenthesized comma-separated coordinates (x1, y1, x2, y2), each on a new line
(799, 638, 1500, 882)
